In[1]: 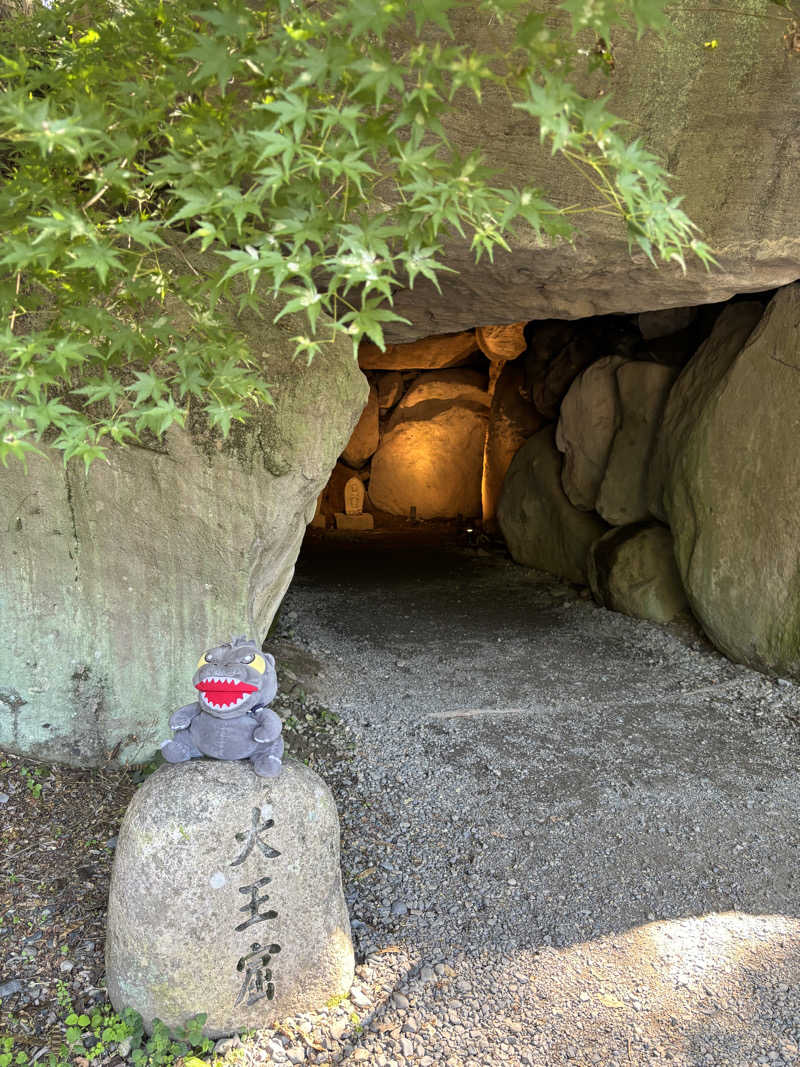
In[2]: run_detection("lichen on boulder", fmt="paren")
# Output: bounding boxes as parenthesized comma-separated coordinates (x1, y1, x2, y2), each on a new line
(498, 427, 607, 584)
(105, 758, 354, 1037)
(0, 251, 368, 766)
(660, 285, 800, 677)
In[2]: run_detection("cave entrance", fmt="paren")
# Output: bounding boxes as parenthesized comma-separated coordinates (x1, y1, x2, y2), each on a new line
(311, 301, 730, 541)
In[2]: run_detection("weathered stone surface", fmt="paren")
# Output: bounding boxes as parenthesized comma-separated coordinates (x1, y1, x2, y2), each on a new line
(588, 523, 689, 624)
(498, 428, 608, 583)
(387, 368, 489, 431)
(341, 385, 379, 468)
(649, 301, 763, 521)
(335, 512, 374, 531)
(376, 371, 405, 410)
(661, 285, 800, 676)
(344, 477, 366, 515)
(0, 260, 367, 766)
(358, 331, 478, 370)
(596, 361, 678, 526)
(523, 320, 576, 373)
(638, 307, 698, 340)
(380, 10, 800, 340)
(106, 759, 353, 1037)
(369, 406, 488, 519)
(475, 323, 527, 361)
(528, 333, 598, 420)
(556, 356, 628, 511)
(481, 361, 542, 530)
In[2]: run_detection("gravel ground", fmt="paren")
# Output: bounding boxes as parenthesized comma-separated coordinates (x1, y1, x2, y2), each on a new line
(3, 524, 800, 1067)
(264, 527, 800, 1067)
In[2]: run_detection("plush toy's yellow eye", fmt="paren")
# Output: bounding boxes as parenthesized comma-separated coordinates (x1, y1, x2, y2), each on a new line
(197, 651, 212, 669)
(251, 654, 266, 674)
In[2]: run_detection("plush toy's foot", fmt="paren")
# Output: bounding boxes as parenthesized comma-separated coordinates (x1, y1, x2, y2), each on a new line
(161, 738, 192, 763)
(251, 753, 282, 778)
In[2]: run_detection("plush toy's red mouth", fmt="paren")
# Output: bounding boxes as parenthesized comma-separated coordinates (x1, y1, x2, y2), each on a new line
(195, 676, 258, 710)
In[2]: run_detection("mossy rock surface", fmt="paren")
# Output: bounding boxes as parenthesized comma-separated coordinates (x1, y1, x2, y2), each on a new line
(662, 284, 800, 676)
(385, 5, 800, 338)
(0, 253, 368, 766)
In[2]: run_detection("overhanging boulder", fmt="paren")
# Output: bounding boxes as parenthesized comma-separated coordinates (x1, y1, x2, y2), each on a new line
(0, 269, 367, 766)
(662, 284, 800, 677)
(382, 9, 800, 340)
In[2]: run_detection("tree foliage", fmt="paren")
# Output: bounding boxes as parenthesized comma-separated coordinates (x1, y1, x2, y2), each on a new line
(0, 0, 715, 465)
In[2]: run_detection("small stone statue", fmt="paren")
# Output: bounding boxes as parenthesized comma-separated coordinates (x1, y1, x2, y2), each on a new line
(160, 636, 283, 777)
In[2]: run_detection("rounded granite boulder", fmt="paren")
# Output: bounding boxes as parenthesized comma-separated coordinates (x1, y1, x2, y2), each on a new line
(105, 758, 353, 1037)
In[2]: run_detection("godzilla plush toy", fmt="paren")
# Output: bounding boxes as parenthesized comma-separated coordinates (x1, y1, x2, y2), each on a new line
(160, 636, 283, 778)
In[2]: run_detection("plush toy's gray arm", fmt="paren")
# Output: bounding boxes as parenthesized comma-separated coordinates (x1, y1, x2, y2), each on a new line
(169, 703, 199, 731)
(252, 707, 282, 744)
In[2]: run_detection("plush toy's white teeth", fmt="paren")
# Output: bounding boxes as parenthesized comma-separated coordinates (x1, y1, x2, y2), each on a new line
(202, 691, 249, 710)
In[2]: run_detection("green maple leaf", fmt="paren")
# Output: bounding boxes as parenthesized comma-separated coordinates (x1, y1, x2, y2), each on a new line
(65, 243, 125, 285)
(182, 36, 239, 93)
(412, 0, 457, 35)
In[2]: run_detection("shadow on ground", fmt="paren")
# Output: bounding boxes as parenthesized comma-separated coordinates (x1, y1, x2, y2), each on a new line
(278, 528, 800, 1066)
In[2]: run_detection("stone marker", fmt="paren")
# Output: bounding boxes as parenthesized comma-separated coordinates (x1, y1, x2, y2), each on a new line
(106, 759, 354, 1037)
(334, 512, 374, 530)
(344, 476, 366, 516)
(321, 462, 367, 517)
(335, 475, 374, 529)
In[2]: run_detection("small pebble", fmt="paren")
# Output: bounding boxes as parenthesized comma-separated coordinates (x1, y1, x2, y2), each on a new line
(349, 986, 371, 1009)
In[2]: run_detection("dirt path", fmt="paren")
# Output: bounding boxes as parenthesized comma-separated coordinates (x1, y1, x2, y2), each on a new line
(278, 528, 800, 1067)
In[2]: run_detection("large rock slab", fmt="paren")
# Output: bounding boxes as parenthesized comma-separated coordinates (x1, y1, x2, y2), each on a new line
(498, 427, 608, 583)
(369, 405, 487, 519)
(381, 10, 800, 340)
(481, 360, 542, 530)
(106, 758, 353, 1037)
(358, 331, 478, 370)
(596, 361, 678, 526)
(556, 356, 628, 511)
(662, 284, 800, 676)
(0, 257, 367, 766)
(638, 307, 698, 340)
(649, 301, 763, 521)
(387, 368, 489, 431)
(588, 523, 689, 624)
